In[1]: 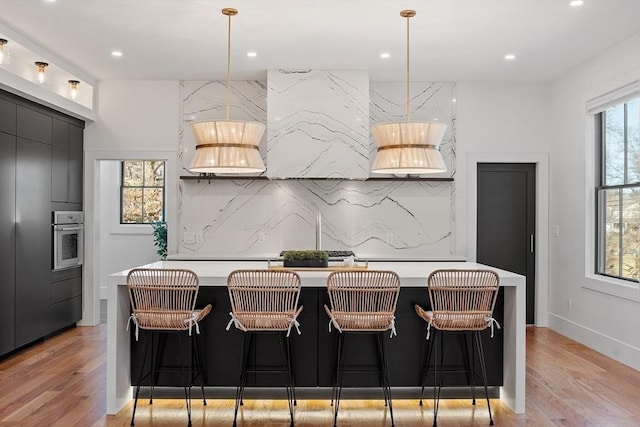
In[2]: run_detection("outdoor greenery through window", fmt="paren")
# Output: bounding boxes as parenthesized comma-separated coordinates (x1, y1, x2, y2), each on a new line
(596, 96, 640, 281)
(120, 160, 165, 224)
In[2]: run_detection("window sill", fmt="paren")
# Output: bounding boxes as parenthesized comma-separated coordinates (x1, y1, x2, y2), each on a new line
(109, 223, 153, 235)
(582, 274, 640, 302)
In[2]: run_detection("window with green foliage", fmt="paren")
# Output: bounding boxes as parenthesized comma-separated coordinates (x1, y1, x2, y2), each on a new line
(120, 160, 165, 224)
(596, 96, 640, 281)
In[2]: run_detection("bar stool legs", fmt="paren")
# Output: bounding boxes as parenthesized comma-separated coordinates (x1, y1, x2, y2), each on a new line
(130, 331, 206, 427)
(331, 332, 395, 427)
(419, 330, 494, 427)
(233, 332, 297, 427)
(474, 331, 494, 425)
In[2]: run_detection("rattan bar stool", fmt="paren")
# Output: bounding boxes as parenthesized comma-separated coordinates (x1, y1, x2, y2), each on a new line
(226, 269, 303, 427)
(127, 268, 212, 427)
(415, 269, 500, 426)
(324, 270, 401, 427)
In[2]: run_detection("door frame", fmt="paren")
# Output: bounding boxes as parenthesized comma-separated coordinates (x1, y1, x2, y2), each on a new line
(466, 152, 549, 327)
(79, 149, 178, 327)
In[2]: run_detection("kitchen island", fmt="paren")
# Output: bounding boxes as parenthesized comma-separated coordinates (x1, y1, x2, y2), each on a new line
(107, 260, 525, 415)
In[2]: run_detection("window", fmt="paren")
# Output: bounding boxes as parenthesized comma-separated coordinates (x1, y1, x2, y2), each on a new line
(120, 160, 165, 224)
(596, 96, 640, 281)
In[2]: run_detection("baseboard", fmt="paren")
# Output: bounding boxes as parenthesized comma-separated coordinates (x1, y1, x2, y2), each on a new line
(548, 313, 640, 371)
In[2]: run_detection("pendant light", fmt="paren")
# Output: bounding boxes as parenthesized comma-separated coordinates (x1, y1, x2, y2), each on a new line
(189, 7, 266, 175)
(35, 61, 49, 84)
(0, 39, 8, 65)
(371, 10, 447, 175)
(68, 80, 80, 99)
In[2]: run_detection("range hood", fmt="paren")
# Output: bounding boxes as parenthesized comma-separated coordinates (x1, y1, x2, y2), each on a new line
(266, 69, 370, 179)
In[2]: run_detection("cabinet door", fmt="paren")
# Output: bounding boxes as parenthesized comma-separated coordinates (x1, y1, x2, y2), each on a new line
(17, 106, 52, 145)
(68, 124, 83, 204)
(15, 137, 52, 347)
(0, 133, 16, 355)
(0, 97, 16, 135)
(52, 119, 69, 202)
(49, 274, 82, 332)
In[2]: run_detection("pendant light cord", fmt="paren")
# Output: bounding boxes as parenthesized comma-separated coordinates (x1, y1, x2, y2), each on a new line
(406, 13, 410, 122)
(226, 11, 232, 121)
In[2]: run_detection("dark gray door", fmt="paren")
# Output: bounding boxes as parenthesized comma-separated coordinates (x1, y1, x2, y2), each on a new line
(477, 163, 536, 324)
(0, 132, 16, 355)
(15, 137, 52, 346)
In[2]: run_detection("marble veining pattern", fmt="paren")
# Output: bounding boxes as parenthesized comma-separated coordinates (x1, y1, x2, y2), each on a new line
(178, 79, 456, 257)
(267, 70, 370, 179)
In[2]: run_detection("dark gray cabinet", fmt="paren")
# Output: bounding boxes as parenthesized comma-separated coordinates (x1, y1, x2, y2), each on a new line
(50, 271, 82, 333)
(0, 90, 84, 357)
(52, 119, 83, 203)
(0, 98, 16, 134)
(17, 105, 52, 145)
(15, 138, 53, 347)
(68, 124, 83, 204)
(0, 132, 16, 355)
(52, 119, 69, 202)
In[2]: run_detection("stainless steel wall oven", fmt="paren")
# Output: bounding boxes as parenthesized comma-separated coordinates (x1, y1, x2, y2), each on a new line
(52, 211, 84, 270)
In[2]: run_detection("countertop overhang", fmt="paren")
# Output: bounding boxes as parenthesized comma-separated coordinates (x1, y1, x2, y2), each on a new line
(109, 259, 523, 288)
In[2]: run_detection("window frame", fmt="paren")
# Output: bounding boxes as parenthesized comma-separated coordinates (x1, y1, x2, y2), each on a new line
(119, 160, 166, 225)
(594, 96, 640, 283)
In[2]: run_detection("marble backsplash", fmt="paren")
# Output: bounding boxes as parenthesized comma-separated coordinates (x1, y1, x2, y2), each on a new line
(179, 79, 456, 257)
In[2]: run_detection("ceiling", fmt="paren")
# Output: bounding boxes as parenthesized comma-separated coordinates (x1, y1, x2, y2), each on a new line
(0, 0, 639, 83)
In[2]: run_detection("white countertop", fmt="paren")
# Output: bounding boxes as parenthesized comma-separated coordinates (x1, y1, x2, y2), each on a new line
(166, 253, 468, 262)
(109, 260, 524, 288)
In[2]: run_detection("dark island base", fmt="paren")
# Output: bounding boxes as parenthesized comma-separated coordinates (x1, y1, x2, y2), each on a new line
(131, 287, 504, 390)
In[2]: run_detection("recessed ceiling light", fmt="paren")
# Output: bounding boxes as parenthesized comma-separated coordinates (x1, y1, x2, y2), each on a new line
(111, 50, 123, 57)
(380, 52, 390, 59)
(247, 52, 257, 57)
(569, 0, 584, 6)
(44, 0, 56, 3)
(505, 54, 516, 60)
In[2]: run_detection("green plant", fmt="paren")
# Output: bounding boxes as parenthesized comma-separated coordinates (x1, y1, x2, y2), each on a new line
(283, 250, 329, 261)
(151, 221, 167, 260)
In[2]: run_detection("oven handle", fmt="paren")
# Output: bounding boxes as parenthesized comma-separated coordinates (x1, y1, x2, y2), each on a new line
(54, 225, 84, 231)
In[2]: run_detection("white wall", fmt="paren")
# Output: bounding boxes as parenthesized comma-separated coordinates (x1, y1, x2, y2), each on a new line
(456, 82, 552, 253)
(83, 80, 180, 324)
(96, 161, 159, 299)
(85, 81, 180, 151)
(548, 33, 640, 370)
(456, 82, 552, 327)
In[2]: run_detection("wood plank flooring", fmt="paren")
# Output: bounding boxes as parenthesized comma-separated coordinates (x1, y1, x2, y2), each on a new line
(1, 325, 639, 426)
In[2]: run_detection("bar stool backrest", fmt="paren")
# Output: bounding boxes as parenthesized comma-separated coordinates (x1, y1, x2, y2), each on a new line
(427, 269, 500, 331)
(227, 269, 302, 331)
(326, 270, 401, 332)
(127, 268, 199, 331)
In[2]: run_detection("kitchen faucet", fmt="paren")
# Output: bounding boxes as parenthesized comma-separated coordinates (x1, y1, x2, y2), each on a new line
(316, 211, 322, 250)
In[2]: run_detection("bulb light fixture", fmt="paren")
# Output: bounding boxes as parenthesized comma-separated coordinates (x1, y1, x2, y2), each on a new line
(0, 39, 8, 64)
(68, 80, 80, 99)
(189, 8, 266, 174)
(35, 61, 48, 83)
(371, 10, 447, 175)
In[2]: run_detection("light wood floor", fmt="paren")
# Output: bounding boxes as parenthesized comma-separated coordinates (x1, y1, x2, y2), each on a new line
(1, 325, 639, 426)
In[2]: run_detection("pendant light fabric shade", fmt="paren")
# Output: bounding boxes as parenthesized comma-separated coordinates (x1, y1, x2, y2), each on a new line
(371, 121, 447, 174)
(189, 120, 266, 174)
